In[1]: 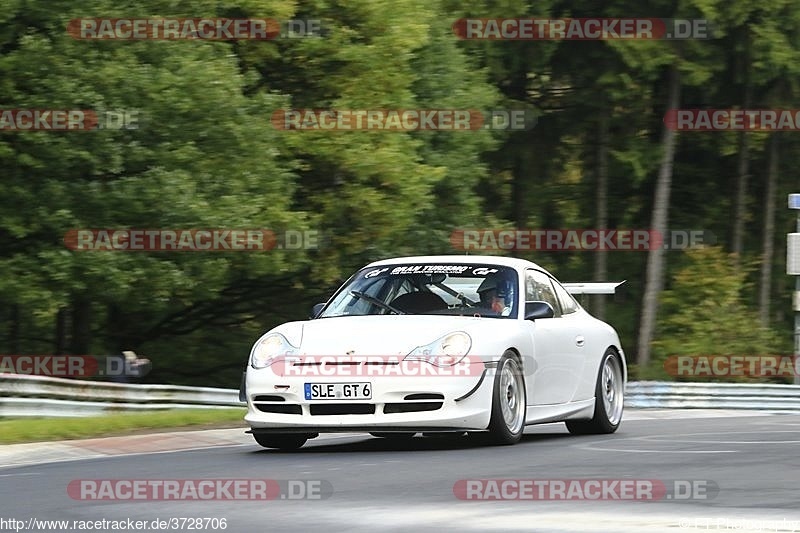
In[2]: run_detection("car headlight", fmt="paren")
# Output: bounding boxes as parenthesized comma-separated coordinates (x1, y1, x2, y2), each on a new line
(250, 333, 298, 369)
(405, 331, 472, 367)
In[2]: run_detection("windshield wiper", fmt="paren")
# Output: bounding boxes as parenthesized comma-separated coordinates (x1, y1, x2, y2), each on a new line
(350, 291, 407, 315)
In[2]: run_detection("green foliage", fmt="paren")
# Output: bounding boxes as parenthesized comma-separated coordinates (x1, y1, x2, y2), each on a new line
(0, 0, 798, 388)
(649, 247, 789, 379)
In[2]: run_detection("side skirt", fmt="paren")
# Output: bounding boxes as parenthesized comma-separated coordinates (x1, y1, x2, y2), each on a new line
(524, 399, 595, 425)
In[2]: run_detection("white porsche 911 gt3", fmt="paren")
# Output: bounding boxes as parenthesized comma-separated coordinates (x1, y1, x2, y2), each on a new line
(242, 255, 626, 449)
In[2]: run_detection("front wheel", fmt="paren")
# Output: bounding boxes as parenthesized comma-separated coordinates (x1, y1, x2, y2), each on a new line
(485, 351, 527, 445)
(566, 349, 624, 435)
(253, 433, 309, 450)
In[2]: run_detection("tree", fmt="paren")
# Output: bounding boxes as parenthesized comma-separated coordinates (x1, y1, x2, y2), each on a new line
(651, 246, 787, 379)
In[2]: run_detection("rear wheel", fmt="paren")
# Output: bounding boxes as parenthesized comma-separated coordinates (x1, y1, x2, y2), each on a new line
(566, 349, 624, 435)
(485, 351, 526, 445)
(253, 433, 309, 450)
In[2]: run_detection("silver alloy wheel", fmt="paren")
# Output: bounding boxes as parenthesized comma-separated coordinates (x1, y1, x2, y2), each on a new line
(602, 355, 624, 425)
(499, 358, 525, 434)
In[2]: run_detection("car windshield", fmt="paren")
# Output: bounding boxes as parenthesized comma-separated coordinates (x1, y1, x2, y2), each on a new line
(319, 263, 519, 319)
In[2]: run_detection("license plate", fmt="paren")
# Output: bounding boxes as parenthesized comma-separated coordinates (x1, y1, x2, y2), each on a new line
(304, 382, 372, 400)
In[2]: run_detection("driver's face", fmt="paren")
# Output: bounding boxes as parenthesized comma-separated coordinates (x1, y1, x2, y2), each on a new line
(480, 290, 504, 312)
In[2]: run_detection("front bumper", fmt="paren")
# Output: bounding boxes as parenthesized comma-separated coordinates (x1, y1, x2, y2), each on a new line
(243, 366, 494, 432)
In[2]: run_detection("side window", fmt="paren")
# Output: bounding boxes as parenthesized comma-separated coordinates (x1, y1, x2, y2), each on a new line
(551, 279, 579, 315)
(525, 270, 561, 316)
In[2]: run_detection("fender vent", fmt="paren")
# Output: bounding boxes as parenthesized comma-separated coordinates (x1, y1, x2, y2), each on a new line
(253, 395, 285, 402)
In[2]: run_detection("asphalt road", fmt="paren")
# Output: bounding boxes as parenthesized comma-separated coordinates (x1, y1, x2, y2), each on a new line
(2, 413, 800, 533)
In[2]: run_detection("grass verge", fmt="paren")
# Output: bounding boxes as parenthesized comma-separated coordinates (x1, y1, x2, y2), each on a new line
(0, 408, 246, 444)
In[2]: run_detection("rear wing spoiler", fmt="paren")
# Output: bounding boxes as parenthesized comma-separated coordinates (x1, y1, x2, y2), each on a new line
(562, 281, 626, 295)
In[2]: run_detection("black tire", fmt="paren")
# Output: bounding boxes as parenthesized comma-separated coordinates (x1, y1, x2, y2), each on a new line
(253, 433, 309, 450)
(370, 432, 416, 439)
(485, 351, 527, 445)
(566, 349, 624, 435)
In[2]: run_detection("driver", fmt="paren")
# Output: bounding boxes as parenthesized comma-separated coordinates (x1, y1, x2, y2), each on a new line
(476, 272, 514, 316)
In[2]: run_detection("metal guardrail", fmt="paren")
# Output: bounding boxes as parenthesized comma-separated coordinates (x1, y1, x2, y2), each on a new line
(0, 374, 243, 417)
(1, 375, 799, 417)
(625, 381, 800, 410)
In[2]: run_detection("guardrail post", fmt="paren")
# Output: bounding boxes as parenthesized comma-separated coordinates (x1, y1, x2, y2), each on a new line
(786, 193, 800, 386)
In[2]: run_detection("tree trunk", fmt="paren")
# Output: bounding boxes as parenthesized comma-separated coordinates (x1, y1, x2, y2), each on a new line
(731, 132, 750, 258)
(8, 304, 20, 354)
(731, 103, 752, 261)
(106, 303, 127, 353)
(732, 29, 752, 263)
(55, 308, 67, 355)
(593, 111, 610, 319)
(758, 133, 779, 326)
(636, 65, 681, 367)
(513, 142, 527, 230)
(69, 294, 91, 355)
(511, 151, 524, 259)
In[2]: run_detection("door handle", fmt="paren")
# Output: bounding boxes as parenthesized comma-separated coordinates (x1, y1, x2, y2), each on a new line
(575, 335, 585, 347)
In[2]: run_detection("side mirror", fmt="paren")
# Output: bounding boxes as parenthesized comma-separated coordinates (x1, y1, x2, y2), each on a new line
(310, 302, 326, 319)
(524, 301, 554, 320)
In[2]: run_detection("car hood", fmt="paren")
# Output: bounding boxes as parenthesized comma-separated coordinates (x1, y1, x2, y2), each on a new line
(271, 314, 504, 356)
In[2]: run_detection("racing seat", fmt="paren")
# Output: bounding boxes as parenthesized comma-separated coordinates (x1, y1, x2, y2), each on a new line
(389, 291, 448, 314)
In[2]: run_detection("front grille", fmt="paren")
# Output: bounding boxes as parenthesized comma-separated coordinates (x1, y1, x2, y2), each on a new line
(383, 402, 443, 414)
(309, 403, 376, 415)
